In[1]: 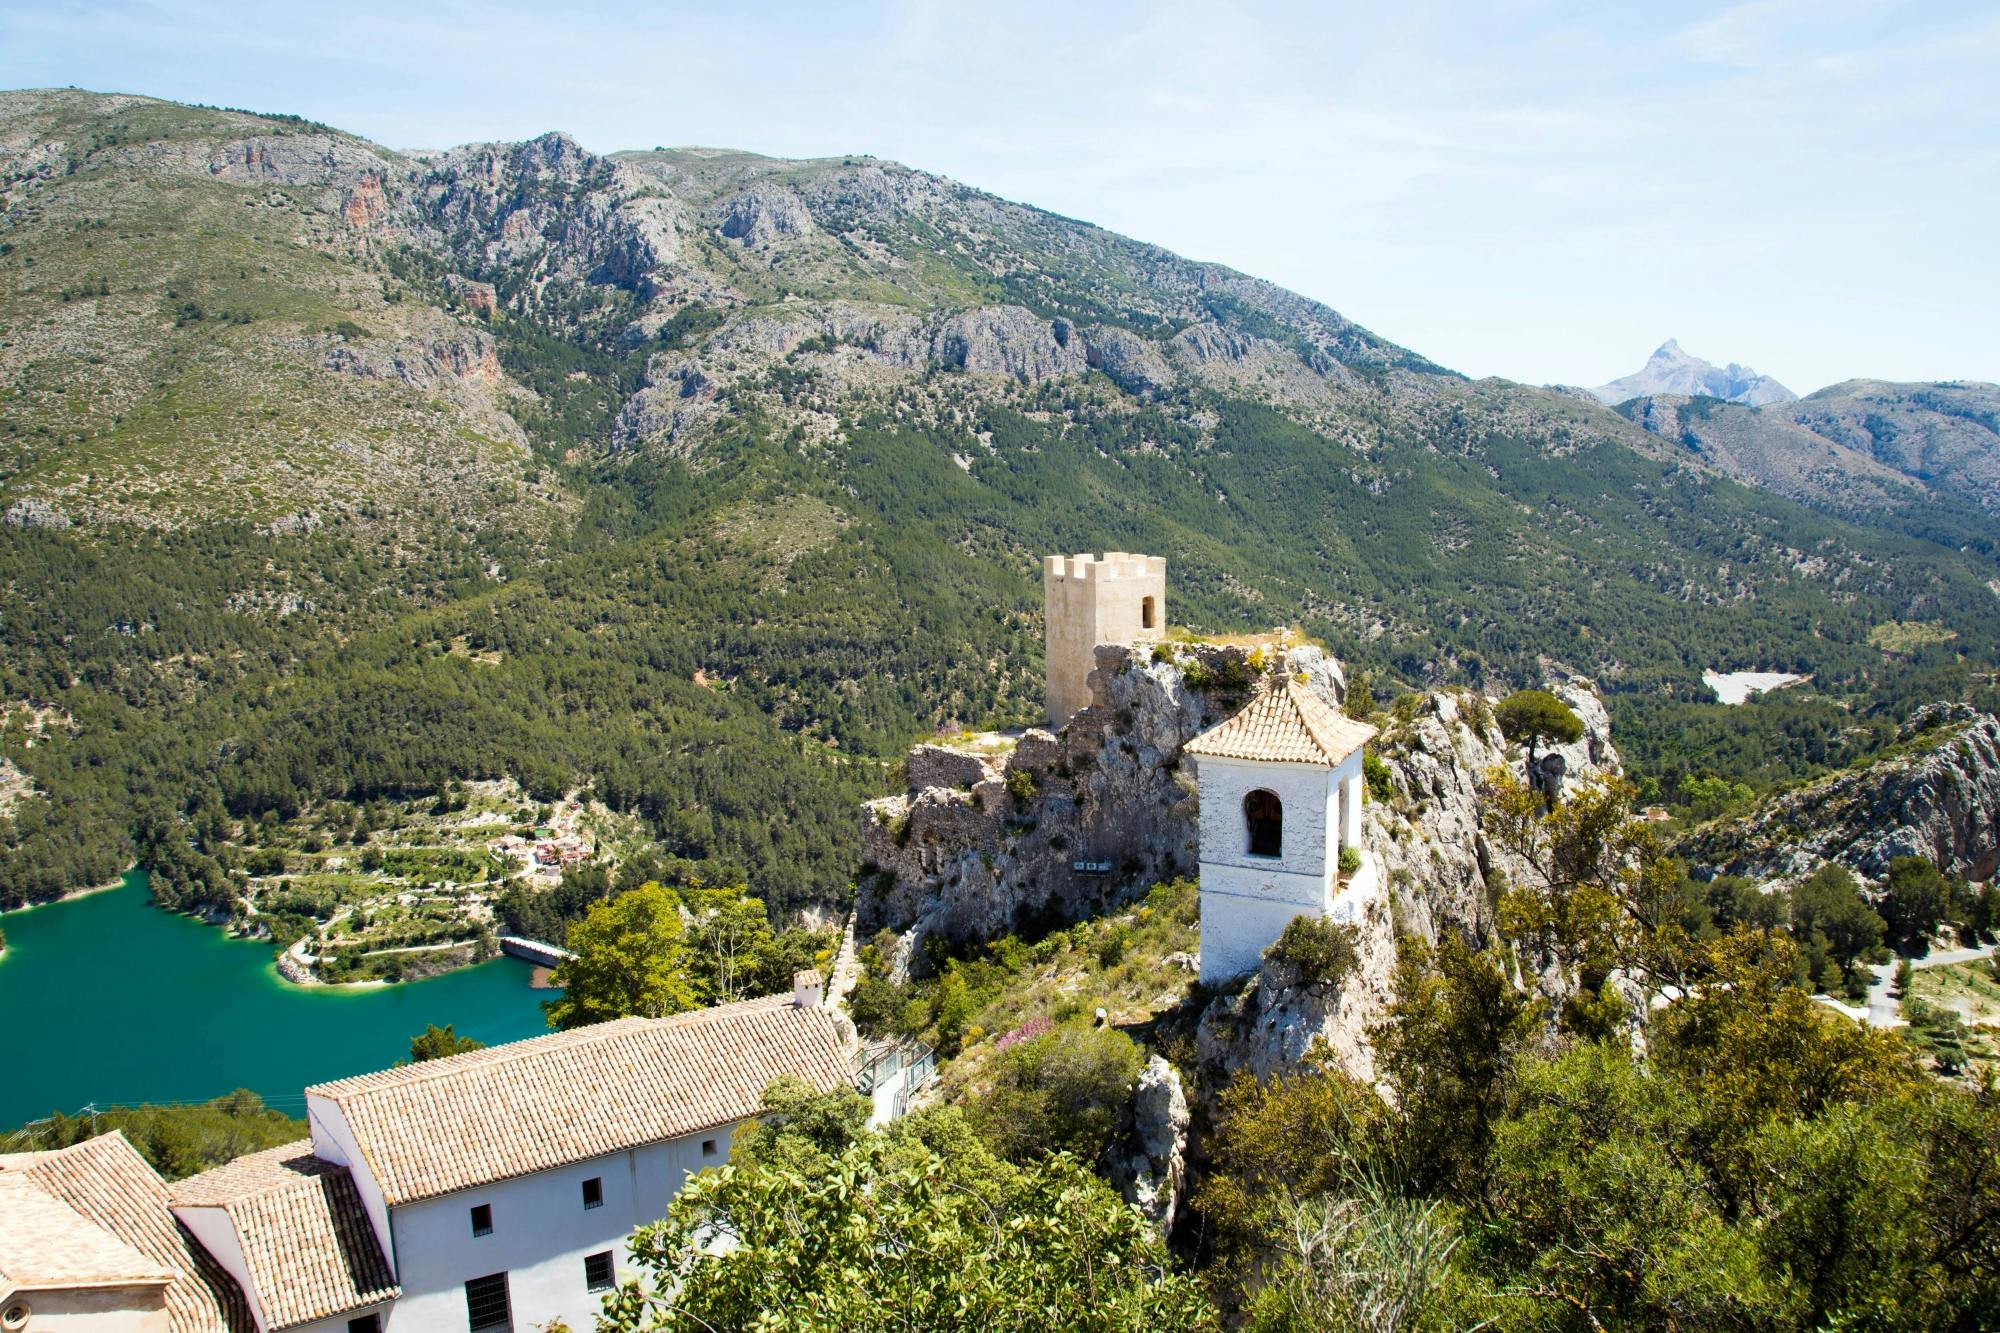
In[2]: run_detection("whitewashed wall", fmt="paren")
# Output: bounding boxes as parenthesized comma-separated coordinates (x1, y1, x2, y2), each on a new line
(381, 1125, 735, 1331)
(1195, 750, 1365, 985)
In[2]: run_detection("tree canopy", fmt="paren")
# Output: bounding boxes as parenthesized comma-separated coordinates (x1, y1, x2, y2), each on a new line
(604, 1092, 1215, 1332)
(544, 881, 698, 1029)
(1493, 688, 1584, 761)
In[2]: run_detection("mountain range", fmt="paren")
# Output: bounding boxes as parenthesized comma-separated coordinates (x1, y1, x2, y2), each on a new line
(1, 88, 1996, 909)
(1588, 338, 1796, 407)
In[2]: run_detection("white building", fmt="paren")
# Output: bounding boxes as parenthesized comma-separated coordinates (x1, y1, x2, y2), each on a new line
(167, 983, 854, 1333)
(1184, 677, 1378, 986)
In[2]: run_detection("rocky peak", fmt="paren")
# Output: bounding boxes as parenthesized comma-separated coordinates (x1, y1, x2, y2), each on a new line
(1591, 339, 1796, 407)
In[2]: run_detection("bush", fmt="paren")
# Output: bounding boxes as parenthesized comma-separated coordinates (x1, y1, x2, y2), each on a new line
(970, 1019, 1143, 1164)
(1363, 751, 1393, 802)
(1339, 844, 1363, 875)
(1264, 915, 1361, 994)
(1881, 855, 1954, 948)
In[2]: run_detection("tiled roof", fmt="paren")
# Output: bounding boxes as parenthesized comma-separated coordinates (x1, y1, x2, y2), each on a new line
(307, 994, 855, 1206)
(0, 1171, 173, 1293)
(0, 1133, 254, 1332)
(1184, 678, 1377, 765)
(170, 1142, 398, 1332)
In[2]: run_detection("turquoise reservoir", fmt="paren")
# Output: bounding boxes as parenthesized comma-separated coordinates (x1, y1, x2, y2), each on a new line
(0, 870, 555, 1127)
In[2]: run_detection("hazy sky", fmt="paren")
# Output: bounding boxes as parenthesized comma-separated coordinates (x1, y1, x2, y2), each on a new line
(5, 0, 1995, 392)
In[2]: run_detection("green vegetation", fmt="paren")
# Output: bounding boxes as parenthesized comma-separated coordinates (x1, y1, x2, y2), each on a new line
(606, 1084, 1215, 1332)
(407, 1023, 485, 1062)
(1493, 688, 1583, 763)
(542, 880, 833, 1028)
(2, 1090, 304, 1181)
(545, 882, 698, 1028)
(1191, 783, 2000, 1330)
(1263, 915, 1360, 995)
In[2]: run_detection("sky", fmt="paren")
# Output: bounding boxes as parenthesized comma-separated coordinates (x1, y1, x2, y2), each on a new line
(3, 0, 1995, 393)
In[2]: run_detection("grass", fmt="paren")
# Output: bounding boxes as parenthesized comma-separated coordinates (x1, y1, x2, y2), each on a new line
(1870, 621, 1959, 654)
(1911, 958, 2000, 1071)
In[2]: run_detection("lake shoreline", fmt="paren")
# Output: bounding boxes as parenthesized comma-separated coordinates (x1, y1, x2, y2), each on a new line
(0, 870, 554, 1125)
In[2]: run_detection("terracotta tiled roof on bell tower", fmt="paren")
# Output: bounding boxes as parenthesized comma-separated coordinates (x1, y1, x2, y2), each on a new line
(1184, 678, 1377, 765)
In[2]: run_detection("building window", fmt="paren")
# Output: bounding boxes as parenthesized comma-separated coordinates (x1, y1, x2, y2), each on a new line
(584, 1250, 616, 1291)
(348, 1316, 382, 1333)
(464, 1272, 511, 1331)
(1244, 789, 1283, 858)
(1141, 595, 1156, 630)
(581, 1175, 603, 1209)
(469, 1202, 493, 1237)
(701, 1138, 719, 1157)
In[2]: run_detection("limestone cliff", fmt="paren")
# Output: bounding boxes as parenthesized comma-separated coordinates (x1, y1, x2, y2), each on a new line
(857, 638, 1627, 1082)
(857, 640, 1323, 964)
(1681, 705, 2000, 886)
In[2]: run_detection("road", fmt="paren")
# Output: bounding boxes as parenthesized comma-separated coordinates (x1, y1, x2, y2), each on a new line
(1859, 942, 1997, 1028)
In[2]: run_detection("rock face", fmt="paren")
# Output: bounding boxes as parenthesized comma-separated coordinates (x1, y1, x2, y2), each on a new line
(857, 641, 1303, 963)
(1683, 707, 2000, 886)
(1113, 1055, 1190, 1235)
(1591, 338, 1796, 407)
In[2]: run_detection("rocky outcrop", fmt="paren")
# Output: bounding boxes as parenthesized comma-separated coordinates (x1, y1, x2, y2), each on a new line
(1113, 1055, 1189, 1235)
(1196, 675, 1622, 1085)
(1082, 326, 1177, 398)
(932, 307, 1088, 380)
(858, 641, 1326, 964)
(4, 498, 72, 530)
(1368, 678, 1619, 945)
(1683, 706, 2000, 886)
(1195, 885, 1398, 1085)
(716, 185, 816, 246)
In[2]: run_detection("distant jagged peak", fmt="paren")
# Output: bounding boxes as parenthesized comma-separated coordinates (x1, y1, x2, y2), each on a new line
(1590, 338, 1797, 408)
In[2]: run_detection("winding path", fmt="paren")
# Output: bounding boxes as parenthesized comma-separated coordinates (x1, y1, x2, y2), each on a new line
(1856, 942, 1997, 1028)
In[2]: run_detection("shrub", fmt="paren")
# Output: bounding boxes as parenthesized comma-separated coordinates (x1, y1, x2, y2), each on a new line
(1265, 916, 1361, 994)
(971, 1019, 1143, 1164)
(1339, 845, 1363, 875)
(1363, 751, 1393, 802)
(1005, 767, 1038, 806)
(1494, 689, 1583, 760)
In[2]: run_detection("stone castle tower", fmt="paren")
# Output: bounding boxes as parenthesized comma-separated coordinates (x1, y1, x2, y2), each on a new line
(1043, 552, 1166, 726)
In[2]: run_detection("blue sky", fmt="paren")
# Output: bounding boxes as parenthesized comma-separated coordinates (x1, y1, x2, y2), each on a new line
(4, 0, 1995, 392)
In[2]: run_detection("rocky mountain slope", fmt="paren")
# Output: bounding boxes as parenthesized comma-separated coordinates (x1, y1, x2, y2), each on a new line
(1589, 339, 1796, 407)
(1682, 704, 2000, 886)
(1618, 378, 2000, 519)
(3, 87, 1996, 918)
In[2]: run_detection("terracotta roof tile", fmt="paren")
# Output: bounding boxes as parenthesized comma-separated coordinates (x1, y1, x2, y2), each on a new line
(171, 1142, 398, 1331)
(0, 1171, 174, 1293)
(0, 1133, 253, 1332)
(1184, 678, 1377, 765)
(307, 994, 855, 1206)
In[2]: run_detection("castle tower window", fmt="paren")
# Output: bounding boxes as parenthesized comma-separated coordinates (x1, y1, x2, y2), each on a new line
(1142, 595, 1156, 629)
(1244, 789, 1283, 857)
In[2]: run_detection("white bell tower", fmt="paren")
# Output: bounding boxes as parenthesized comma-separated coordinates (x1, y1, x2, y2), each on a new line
(1184, 678, 1377, 986)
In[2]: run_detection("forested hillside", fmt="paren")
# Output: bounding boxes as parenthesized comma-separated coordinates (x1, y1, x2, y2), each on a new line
(2, 88, 1995, 922)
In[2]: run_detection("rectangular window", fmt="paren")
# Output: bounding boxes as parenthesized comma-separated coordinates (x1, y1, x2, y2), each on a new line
(469, 1202, 493, 1237)
(581, 1175, 603, 1209)
(348, 1317, 382, 1333)
(701, 1138, 719, 1157)
(464, 1272, 511, 1331)
(584, 1250, 615, 1291)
